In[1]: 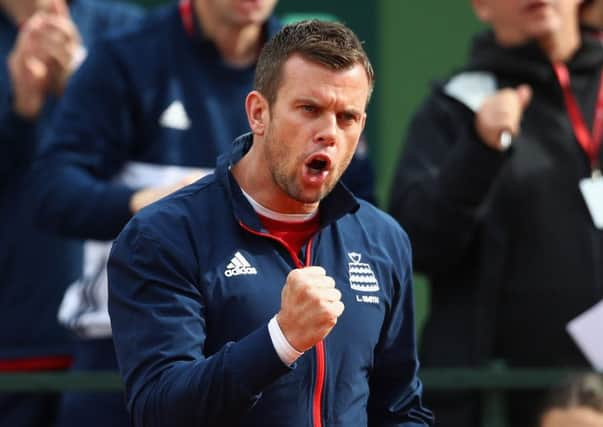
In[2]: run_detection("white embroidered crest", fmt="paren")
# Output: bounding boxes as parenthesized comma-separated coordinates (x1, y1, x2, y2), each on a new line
(348, 252, 379, 292)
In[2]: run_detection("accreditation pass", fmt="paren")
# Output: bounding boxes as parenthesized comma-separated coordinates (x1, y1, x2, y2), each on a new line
(579, 169, 603, 229)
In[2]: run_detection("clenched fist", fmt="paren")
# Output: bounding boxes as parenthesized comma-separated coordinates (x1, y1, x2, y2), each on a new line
(475, 84, 532, 151)
(276, 266, 345, 352)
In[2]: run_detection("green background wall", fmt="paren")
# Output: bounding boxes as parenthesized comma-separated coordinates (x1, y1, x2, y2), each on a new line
(376, 2, 482, 332)
(122, 0, 483, 333)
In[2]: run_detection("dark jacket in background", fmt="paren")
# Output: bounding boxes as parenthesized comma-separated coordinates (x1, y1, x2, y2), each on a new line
(389, 30, 603, 427)
(0, 0, 141, 362)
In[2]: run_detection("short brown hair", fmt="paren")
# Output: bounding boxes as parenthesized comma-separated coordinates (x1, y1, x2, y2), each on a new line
(254, 19, 374, 106)
(540, 373, 603, 417)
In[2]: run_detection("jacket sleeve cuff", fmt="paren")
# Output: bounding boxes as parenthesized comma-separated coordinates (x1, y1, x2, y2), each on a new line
(99, 185, 138, 238)
(438, 130, 508, 206)
(228, 324, 293, 395)
(0, 87, 36, 141)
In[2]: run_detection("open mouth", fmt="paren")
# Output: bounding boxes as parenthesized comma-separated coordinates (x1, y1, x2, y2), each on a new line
(305, 154, 332, 175)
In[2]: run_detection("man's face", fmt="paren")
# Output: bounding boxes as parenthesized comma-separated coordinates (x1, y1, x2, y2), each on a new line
(473, 0, 581, 43)
(260, 55, 369, 207)
(204, 0, 277, 27)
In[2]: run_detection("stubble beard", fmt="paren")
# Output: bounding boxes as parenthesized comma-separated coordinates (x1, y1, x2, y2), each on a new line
(264, 131, 335, 205)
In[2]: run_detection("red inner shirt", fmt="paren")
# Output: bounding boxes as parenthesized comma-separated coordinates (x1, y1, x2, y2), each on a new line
(257, 212, 321, 257)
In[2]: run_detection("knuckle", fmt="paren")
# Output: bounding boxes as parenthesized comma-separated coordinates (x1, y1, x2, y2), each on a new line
(287, 269, 301, 282)
(324, 276, 335, 288)
(316, 308, 332, 324)
(307, 266, 325, 276)
(318, 298, 330, 312)
(300, 283, 315, 299)
(325, 312, 338, 327)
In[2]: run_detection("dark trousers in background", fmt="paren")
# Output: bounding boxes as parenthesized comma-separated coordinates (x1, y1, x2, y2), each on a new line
(0, 392, 60, 427)
(56, 337, 128, 427)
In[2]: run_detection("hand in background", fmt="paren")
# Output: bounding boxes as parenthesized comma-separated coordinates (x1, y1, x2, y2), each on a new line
(129, 171, 206, 214)
(475, 84, 532, 151)
(7, 0, 82, 119)
(42, 0, 83, 96)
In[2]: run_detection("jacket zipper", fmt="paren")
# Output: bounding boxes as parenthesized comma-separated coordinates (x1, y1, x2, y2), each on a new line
(239, 221, 325, 427)
(312, 340, 325, 427)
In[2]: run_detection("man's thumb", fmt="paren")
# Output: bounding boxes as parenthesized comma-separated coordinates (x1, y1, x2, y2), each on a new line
(516, 84, 532, 110)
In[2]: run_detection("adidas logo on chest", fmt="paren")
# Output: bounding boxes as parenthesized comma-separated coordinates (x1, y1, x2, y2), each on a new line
(224, 251, 257, 277)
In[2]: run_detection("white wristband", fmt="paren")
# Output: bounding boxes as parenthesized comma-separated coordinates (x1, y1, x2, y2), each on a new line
(268, 315, 304, 366)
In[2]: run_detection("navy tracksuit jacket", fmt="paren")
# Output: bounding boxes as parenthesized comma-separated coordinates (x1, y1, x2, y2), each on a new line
(108, 134, 433, 427)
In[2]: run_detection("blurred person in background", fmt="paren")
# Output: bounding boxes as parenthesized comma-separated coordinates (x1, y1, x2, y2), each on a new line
(0, 0, 140, 426)
(388, 0, 603, 426)
(539, 373, 603, 427)
(30, 0, 375, 426)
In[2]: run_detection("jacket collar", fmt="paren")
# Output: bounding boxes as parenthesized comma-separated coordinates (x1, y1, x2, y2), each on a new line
(215, 133, 360, 232)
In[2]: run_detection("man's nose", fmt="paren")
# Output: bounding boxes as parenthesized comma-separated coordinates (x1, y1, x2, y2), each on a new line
(314, 114, 337, 146)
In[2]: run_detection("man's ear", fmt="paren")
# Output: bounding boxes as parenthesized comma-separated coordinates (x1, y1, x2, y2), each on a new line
(245, 91, 269, 136)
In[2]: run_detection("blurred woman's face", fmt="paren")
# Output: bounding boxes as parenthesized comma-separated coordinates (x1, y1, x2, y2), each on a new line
(540, 406, 603, 427)
(471, 0, 582, 46)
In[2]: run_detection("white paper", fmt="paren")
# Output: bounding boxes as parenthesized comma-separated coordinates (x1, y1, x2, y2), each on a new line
(579, 175, 603, 230)
(567, 299, 603, 370)
(443, 71, 497, 112)
(117, 161, 211, 188)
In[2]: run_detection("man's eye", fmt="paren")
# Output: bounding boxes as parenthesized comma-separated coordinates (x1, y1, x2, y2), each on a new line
(339, 113, 357, 123)
(302, 105, 316, 113)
